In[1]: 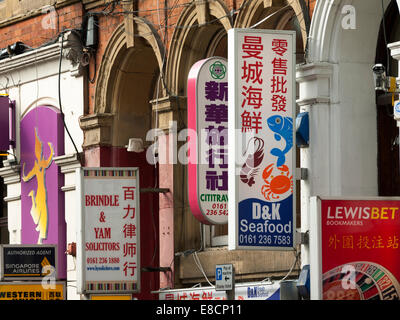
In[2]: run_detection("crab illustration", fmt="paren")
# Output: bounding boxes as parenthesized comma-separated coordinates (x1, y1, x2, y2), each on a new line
(261, 163, 293, 201)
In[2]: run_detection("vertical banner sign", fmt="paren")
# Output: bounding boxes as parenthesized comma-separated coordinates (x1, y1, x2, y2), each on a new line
(311, 197, 400, 300)
(188, 57, 228, 225)
(77, 168, 140, 294)
(228, 29, 296, 250)
(20, 105, 65, 279)
(0, 95, 9, 151)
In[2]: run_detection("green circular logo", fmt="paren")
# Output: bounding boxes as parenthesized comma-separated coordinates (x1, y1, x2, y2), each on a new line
(209, 61, 226, 80)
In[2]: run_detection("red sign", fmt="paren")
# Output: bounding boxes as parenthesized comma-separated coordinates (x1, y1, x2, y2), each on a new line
(316, 198, 400, 300)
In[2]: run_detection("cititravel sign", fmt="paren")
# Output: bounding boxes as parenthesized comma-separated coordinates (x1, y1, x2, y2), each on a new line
(77, 168, 140, 294)
(310, 197, 400, 300)
(187, 57, 228, 225)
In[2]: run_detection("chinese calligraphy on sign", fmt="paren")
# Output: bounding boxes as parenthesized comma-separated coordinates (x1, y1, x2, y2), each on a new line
(188, 57, 229, 225)
(312, 197, 400, 300)
(228, 29, 296, 251)
(78, 168, 140, 294)
(328, 234, 400, 250)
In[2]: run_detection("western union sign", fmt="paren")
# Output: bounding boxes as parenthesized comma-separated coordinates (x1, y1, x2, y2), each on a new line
(0, 282, 65, 300)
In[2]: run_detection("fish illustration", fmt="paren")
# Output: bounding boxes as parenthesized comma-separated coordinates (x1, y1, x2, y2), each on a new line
(267, 115, 293, 167)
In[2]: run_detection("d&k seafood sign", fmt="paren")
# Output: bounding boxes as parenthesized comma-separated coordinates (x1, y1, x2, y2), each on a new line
(188, 57, 228, 224)
(228, 29, 296, 250)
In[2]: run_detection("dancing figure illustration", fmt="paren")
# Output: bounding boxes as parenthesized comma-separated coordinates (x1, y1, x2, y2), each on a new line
(22, 128, 54, 244)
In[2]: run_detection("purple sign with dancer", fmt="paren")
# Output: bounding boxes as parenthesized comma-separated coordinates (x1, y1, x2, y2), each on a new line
(20, 106, 66, 279)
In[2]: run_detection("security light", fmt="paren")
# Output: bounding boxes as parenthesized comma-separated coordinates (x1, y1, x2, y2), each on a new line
(126, 138, 144, 153)
(372, 64, 387, 92)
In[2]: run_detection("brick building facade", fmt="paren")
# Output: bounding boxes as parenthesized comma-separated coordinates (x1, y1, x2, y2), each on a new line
(0, 0, 311, 300)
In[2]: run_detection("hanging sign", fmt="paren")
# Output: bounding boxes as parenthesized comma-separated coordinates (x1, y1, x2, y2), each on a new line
(188, 57, 228, 225)
(0, 282, 65, 300)
(20, 105, 66, 279)
(310, 197, 400, 300)
(77, 167, 140, 294)
(228, 29, 296, 250)
(0, 245, 57, 280)
(0, 95, 9, 151)
(158, 281, 280, 300)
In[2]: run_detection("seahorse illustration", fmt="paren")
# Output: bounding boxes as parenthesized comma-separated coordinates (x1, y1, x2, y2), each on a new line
(22, 128, 54, 244)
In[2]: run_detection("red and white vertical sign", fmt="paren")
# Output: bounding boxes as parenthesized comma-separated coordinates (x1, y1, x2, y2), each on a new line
(77, 168, 140, 294)
(310, 197, 400, 300)
(187, 57, 229, 225)
(228, 29, 296, 250)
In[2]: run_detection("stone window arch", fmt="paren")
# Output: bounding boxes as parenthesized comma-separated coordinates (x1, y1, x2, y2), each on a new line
(80, 17, 165, 150)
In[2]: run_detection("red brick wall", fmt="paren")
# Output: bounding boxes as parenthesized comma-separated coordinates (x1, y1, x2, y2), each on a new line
(87, 7, 123, 114)
(0, 0, 317, 113)
(0, 3, 83, 49)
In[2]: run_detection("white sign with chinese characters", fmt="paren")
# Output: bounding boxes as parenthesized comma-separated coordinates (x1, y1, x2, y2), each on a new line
(187, 57, 229, 225)
(77, 168, 140, 294)
(228, 29, 296, 251)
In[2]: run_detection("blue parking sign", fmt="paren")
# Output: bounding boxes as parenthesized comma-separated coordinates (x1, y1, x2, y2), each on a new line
(216, 267, 222, 281)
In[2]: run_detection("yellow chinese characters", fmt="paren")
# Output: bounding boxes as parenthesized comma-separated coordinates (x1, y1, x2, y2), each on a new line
(328, 234, 400, 250)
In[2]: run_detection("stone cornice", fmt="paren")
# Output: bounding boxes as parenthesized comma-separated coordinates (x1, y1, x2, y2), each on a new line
(0, 162, 20, 185)
(296, 62, 335, 106)
(54, 153, 81, 174)
(79, 113, 114, 149)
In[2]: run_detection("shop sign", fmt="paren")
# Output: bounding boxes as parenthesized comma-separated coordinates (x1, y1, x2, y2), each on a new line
(0, 244, 56, 280)
(0, 282, 65, 300)
(158, 282, 280, 300)
(20, 105, 66, 278)
(187, 57, 229, 225)
(0, 95, 9, 150)
(228, 29, 296, 250)
(310, 197, 400, 300)
(77, 168, 140, 294)
(90, 294, 132, 300)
